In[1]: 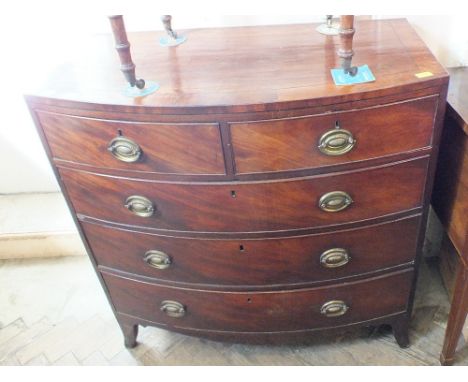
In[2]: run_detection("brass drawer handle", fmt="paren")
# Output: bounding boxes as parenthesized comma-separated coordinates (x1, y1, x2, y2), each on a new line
(319, 191, 353, 212)
(320, 248, 350, 268)
(318, 123, 356, 156)
(160, 300, 186, 318)
(107, 136, 142, 163)
(124, 195, 154, 217)
(144, 250, 172, 270)
(320, 300, 349, 317)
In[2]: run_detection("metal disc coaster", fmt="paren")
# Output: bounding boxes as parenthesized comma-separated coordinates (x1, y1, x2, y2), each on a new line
(109, 15, 160, 98)
(159, 15, 187, 47)
(160, 35, 187, 47)
(123, 81, 160, 98)
(316, 15, 340, 36)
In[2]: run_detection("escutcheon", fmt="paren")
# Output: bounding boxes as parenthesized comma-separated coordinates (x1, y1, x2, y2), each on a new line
(107, 136, 142, 163)
(144, 250, 172, 270)
(318, 191, 353, 212)
(124, 195, 155, 217)
(320, 248, 350, 268)
(320, 300, 349, 317)
(160, 300, 186, 318)
(318, 124, 356, 156)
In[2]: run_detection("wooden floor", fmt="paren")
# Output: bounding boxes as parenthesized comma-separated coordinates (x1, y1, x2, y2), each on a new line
(0, 256, 467, 366)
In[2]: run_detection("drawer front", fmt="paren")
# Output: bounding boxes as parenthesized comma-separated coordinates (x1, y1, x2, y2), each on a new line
(231, 96, 437, 174)
(61, 157, 428, 233)
(102, 269, 413, 332)
(84, 216, 420, 287)
(37, 111, 225, 175)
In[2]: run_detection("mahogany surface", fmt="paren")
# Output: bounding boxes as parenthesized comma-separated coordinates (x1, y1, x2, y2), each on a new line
(59, 158, 428, 233)
(25, 19, 448, 351)
(432, 67, 468, 365)
(26, 19, 446, 114)
(230, 95, 438, 174)
(102, 269, 413, 333)
(37, 111, 225, 175)
(83, 215, 420, 289)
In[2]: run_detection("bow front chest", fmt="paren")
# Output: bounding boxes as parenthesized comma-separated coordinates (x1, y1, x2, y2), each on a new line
(26, 19, 448, 347)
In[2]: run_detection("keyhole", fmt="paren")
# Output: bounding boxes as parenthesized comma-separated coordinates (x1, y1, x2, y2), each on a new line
(247, 298, 252, 303)
(117, 129, 123, 136)
(334, 120, 340, 129)
(231, 190, 237, 198)
(239, 244, 245, 252)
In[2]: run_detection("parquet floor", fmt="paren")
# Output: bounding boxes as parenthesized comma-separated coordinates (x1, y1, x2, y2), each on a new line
(0, 256, 467, 366)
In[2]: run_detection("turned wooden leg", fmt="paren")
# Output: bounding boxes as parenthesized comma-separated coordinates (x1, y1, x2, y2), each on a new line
(440, 266, 468, 366)
(117, 317, 139, 348)
(392, 316, 410, 348)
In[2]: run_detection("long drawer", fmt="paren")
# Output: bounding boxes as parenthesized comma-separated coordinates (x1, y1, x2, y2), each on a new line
(102, 269, 413, 332)
(84, 216, 420, 287)
(61, 157, 428, 233)
(36, 111, 225, 175)
(231, 96, 438, 174)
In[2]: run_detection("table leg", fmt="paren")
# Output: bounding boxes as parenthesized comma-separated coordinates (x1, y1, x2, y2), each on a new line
(440, 265, 468, 365)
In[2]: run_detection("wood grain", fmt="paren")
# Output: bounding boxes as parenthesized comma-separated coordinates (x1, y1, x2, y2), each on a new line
(37, 111, 225, 175)
(24, 19, 449, 348)
(103, 268, 413, 333)
(25, 19, 448, 114)
(59, 157, 429, 234)
(83, 216, 420, 289)
(231, 95, 438, 174)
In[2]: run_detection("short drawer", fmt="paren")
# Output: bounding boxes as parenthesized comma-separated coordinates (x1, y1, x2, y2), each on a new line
(230, 96, 438, 174)
(61, 157, 428, 233)
(36, 111, 225, 175)
(102, 269, 413, 332)
(84, 216, 420, 287)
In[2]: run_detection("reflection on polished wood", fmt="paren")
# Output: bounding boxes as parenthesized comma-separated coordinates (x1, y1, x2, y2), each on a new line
(26, 19, 447, 113)
(25, 19, 448, 351)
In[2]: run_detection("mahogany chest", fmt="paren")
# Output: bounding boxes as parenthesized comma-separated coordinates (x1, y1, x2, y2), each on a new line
(26, 19, 449, 348)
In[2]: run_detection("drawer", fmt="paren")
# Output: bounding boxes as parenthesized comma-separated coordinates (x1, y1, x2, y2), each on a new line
(230, 96, 438, 174)
(102, 269, 413, 332)
(36, 111, 225, 175)
(84, 216, 420, 287)
(61, 157, 428, 233)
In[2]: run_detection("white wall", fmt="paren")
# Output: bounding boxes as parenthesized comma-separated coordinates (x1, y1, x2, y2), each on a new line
(375, 15, 468, 68)
(1, 15, 466, 194)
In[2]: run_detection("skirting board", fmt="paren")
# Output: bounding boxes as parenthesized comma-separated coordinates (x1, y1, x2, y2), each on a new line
(0, 192, 86, 259)
(0, 231, 85, 259)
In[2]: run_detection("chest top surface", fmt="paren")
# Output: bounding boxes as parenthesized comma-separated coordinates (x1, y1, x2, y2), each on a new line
(28, 18, 448, 114)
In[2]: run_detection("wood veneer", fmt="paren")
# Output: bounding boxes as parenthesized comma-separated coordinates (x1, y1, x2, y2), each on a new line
(231, 96, 438, 174)
(102, 269, 413, 333)
(25, 19, 448, 351)
(83, 215, 421, 289)
(59, 157, 428, 233)
(37, 111, 225, 175)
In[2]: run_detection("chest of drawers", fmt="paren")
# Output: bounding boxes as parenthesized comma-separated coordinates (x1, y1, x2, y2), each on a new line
(26, 19, 448, 349)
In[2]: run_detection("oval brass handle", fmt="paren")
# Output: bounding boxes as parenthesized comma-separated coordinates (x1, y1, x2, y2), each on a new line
(107, 136, 142, 163)
(144, 250, 172, 270)
(318, 126, 356, 156)
(160, 300, 186, 318)
(124, 195, 154, 217)
(320, 300, 349, 317)
(318, 191, 353, 212)
(320, 248, 350, 268)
